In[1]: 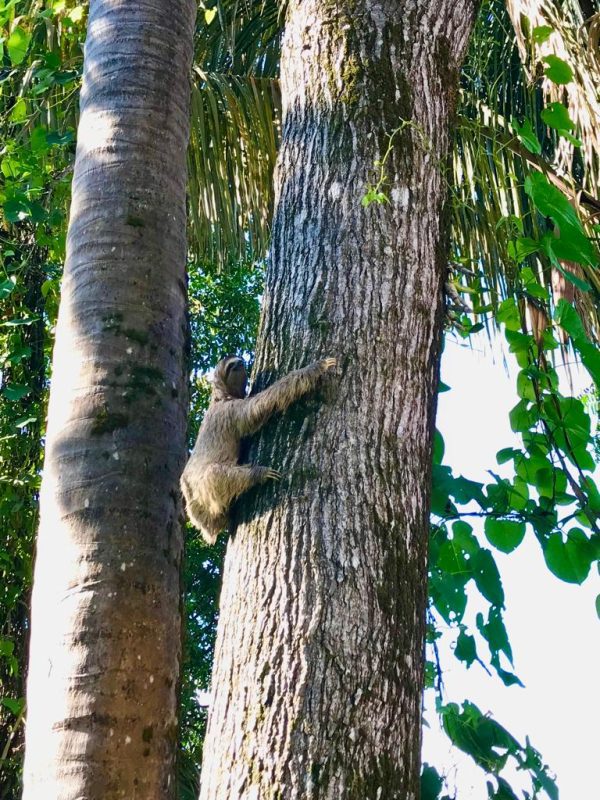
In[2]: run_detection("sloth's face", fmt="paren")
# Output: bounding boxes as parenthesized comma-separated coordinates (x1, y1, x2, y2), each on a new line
(224, 357, 248, 398)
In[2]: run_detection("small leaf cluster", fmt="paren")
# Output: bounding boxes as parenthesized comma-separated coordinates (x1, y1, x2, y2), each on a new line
(439, 702, 557, 800)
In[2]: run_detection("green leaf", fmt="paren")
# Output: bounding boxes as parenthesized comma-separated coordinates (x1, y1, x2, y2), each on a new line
(7, 25, 30, 65)
(542, 396, 591, 458)
(505, 330, 534, 369)
(525, 173, 597, 267)
(46, 130, 74, 146)
(496, 447, 520, 465)
(3, 197, 29, 222)
(559, 130, 582, 147)
(1, 696, 24, 716)
(496, 298, 521, 331)
(492, 663, 524, 688)
(29, 201, 47, 223)
(2, 383, 31, 401)
(455, 628, 477, 667)
(0, 639, 14, 657)
(452, 476, 486, 505)
(516, 370, 537, 401)
(543, 529, 594, 584)
(540, 102, 575, 131)
(554, 300, 600, 385)
(421, 764, 445, 800)
(529, 504, 558, 536)
(532, 25, 553, 45)
(595, 594, 600, 621)
(535, 466, 563, 499)
(362, 188, 389, 207)
(485, 518, 526, 553)
(507, 237, 539, 262)
(440, 702, 518, 772)
(553, 299, 586, 339)
(0, 276, 16, 299)
(438, 540, 470, 575)
(509, 399, 534, 433)
(14, 415, 37, 429)
(491, 777, 520, 800)
(507, 478, 529, 511)
(431, 465, 456, 516)
(472, 549, 504, 607)
(1, 157, 22, 178)
(524, 172, 576, 229)
(30, 125, 50, 154)
(543, 55, 573, 85)
(497, 214, 524, 235)
(1, 316, 41, 327)
(9, 97, 27, 123)
(582, 476, 600, 514)
(478, 608, 513, 662)
(452, 521, 479, 555)
(516, 454, 553, 486)
(523, 430, 551, 456)
(5, 343, 32, 364)
(546, 234, 596, 273)
(433, 429, 445, 465)
(429, 571, 468, 623)
(511, 118, 541, 154)
(520, 266, 548, 299)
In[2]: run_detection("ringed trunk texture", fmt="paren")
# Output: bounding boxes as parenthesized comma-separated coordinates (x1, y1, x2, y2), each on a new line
(200, 2, 479, 799)
(23, 1, 196, 798)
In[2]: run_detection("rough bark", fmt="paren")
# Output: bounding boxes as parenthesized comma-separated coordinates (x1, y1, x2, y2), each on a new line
(23, 1, 196, 798)
(199, 2, 478, 799)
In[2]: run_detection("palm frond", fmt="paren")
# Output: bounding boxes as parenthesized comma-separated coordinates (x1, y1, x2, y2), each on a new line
(506, 0, 600, 190)
(195, 0, 282, 76)
(187, 70, 279, 265)
(187, 0, 282, 265)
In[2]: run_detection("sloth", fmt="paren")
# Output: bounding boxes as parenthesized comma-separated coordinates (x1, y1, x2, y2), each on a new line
(180, 355, 336, 544)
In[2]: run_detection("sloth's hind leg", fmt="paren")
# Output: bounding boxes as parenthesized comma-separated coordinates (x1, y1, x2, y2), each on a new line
(214, 464, 278, 505)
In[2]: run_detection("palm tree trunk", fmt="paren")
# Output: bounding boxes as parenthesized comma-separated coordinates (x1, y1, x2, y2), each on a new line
(199, 2, 478, 798)
(23, 1, 196, 798)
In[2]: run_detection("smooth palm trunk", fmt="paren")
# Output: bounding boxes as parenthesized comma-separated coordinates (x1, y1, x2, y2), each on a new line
(23, 1, 195, 798)
(199, 2, 478, 798)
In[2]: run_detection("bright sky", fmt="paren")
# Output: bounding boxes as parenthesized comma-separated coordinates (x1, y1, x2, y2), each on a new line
(424, 334, 599, 800)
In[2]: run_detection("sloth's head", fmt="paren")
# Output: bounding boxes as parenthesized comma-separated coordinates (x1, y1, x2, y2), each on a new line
(214, 355, 248, 400)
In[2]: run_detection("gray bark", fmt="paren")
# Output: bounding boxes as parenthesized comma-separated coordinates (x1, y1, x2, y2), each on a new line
(199, 2, 478, 799)
(23, 1, 196, 798)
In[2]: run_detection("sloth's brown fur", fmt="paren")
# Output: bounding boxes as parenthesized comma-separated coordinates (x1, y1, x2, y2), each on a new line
(180, 355, 336, 544)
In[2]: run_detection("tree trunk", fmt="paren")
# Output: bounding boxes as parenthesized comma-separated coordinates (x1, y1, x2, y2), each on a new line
(23, 1, 195, 798)
(199, 2, 478, 798)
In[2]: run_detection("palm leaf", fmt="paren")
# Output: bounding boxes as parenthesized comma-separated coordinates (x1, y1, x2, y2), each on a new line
(187, 0, 281, 265)
(506, 0, 600, 190)
(188, 70, 279, 265)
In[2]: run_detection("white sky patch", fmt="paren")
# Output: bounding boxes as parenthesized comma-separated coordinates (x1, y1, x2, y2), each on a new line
(196, 688, 211, 708)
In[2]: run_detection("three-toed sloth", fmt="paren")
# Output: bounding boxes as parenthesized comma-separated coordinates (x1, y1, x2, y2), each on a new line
(180, 355, 336, 544)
